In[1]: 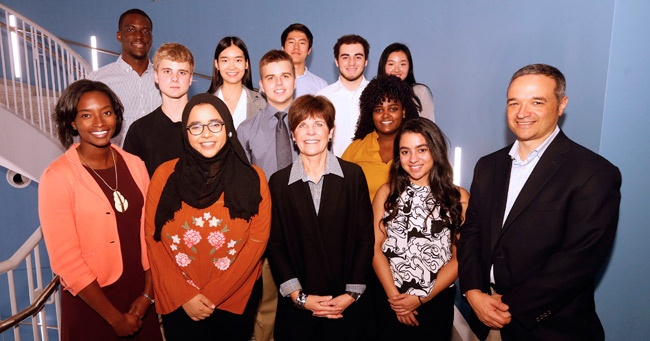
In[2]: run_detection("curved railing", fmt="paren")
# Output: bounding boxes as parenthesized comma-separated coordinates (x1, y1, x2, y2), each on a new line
(0, 3, 90, 143)
(0, 227, 60, 340)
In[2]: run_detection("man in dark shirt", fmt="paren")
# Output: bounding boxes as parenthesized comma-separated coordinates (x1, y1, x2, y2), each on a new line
(123, 43, 194, 176)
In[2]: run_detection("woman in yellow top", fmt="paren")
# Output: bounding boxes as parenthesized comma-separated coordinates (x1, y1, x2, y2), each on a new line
(342, 75, 420, 200)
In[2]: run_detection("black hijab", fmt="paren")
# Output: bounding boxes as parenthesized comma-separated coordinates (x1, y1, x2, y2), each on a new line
(153, 93, 261, 241)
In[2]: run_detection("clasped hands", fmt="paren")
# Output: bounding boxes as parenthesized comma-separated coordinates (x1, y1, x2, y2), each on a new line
(389, 293, 424, 326)
(465, 289, 512, 328)
(291, 291, 355, 319)
(112, 294, 153, 336)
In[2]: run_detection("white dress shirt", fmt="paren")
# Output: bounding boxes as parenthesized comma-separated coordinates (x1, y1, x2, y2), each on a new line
(491, 125, 561, 283)
(87, 56, 161, 146)
(317, 76, 369, 157)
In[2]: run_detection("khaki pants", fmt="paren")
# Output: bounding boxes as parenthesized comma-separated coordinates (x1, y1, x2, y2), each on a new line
(253, 258, 277, 341)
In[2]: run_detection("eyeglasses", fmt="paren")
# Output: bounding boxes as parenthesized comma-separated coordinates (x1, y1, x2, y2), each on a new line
(186, 120, 226, 136)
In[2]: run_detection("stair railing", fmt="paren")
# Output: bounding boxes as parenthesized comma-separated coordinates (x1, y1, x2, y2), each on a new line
(0, 227, 60, 340)
(0, 4, 90, 144)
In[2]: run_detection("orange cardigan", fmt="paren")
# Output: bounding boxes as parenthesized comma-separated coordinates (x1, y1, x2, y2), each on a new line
(39, 144, 150, 295)
(145, 159, 271, 315)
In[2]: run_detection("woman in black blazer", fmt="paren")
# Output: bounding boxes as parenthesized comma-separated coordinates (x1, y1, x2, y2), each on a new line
(266, 95, 374, 341)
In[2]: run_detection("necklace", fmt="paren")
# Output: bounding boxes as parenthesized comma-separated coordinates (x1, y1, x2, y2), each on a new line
(78, 148, 128, 213)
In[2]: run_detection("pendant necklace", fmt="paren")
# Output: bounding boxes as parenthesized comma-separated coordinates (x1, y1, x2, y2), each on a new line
(78, 148, 128, 213)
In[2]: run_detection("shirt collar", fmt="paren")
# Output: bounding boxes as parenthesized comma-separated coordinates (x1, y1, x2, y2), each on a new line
(288, 151, 343, 185)
(331, 76, 367, 93)
(263, 103, 292, 121)
(296, 67, 311, 80)
(116, 55, 154, 74)
(509, 125, 560, 164)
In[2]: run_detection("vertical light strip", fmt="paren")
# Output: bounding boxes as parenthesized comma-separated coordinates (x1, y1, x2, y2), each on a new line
(90, 36, 98, 71)
(453, 147, 462, 186)
(9, 15, 21, 78)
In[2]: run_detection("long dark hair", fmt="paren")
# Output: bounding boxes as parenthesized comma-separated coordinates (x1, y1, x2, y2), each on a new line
(382, 118, 461, 243)
(354, 75, 420, 140)
(377, 43, 416, 85)
(207, 37, 254, 93)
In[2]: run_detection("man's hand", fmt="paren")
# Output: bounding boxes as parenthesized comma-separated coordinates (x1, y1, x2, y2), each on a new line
(182, 294, 215, 321)
(465, 289, 512, 328)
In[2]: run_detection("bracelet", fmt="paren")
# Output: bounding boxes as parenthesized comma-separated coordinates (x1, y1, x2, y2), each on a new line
(418, 296, 423, 305)
(143, 293, 155, 304)
(294, 290, 307, 310)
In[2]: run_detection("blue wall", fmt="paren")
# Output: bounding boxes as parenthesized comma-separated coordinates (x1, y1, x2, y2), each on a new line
(597, 0, 650, 338)
(1, 0, 647, 339)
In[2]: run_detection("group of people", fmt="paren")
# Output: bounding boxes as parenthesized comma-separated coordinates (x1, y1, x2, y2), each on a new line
(37, 7, 621, 341)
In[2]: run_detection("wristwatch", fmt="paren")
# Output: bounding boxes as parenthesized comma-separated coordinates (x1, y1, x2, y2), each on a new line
(294, 290, 307, 310)
(346, 291, 361, 302)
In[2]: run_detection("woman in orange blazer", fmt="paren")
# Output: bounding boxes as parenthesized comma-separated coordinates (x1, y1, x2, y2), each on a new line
(39, 80, 162, 340)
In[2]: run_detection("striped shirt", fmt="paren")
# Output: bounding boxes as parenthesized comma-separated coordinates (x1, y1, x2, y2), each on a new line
(87, 55, 161, 146)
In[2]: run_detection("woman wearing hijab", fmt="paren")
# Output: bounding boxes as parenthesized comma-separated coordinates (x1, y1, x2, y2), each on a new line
(145, 94, 271, 340)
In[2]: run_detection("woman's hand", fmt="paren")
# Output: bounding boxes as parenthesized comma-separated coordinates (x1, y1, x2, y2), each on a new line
(182, 294, 215, 321)
(109, 312, 142, 336)
(396, 311, 420, 326)
(388, 293, 422, 315)
(306, 295, 345, 318)
(290, 291, 343, 319)
(127, 295, 152, 320)
(317, 294, 355, 318)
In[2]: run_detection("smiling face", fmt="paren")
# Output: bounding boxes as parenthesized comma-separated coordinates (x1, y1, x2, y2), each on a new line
(283, 30, 311, 64)
(507, 74, 567, 151)
(399, 132, 434, 186)
(72, 91, 117, 150)
(117, 13, 152, 61)
(335, 43, 367, 82)
(216, 45, 248, 86)
(384, 51, 409, 81)
(259, 60, 295, 110)
(154, 59, 193, 100)
(292, 115, 333, 158)
(373, 98, 405, 137)
(186, 104, 227, 158)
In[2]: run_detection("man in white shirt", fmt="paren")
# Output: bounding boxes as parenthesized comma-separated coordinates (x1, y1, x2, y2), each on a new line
(87, 9, 161, 146)
(281, 23, 328, 98)
(317, 35, 370, 156)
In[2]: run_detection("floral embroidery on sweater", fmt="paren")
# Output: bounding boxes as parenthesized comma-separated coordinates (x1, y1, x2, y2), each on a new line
(166, 210, 242, 276)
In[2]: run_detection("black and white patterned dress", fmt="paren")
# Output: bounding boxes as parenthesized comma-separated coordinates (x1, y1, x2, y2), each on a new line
(382, 182, 452, 297)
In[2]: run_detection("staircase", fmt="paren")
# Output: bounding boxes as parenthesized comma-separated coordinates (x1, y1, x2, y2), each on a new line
(0, 4, 91, 340)
(0, 3, 90, 181)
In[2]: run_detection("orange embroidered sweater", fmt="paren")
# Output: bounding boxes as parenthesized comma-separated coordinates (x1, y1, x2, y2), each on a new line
(145, 159, 271, 315)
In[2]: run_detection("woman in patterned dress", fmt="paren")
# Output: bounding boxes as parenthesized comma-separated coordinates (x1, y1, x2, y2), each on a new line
(144, 94, 271, 340)
(372, 117, 469, 339)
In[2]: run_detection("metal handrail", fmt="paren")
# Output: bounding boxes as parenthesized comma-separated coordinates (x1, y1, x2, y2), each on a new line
(57, 37, 212, 80)
(0, 275, 59, 333)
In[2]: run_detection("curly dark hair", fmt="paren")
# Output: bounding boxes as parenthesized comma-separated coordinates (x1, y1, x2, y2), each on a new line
(354, 75, 421, 140)
(382, 118, 462, 244)
(54, 79, 124, 148)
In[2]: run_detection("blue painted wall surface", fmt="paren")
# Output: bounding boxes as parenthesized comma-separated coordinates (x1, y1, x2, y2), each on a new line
(1, 0, 646, 339)
(597, 0, 650, 338)
(2, 0, 614, 187)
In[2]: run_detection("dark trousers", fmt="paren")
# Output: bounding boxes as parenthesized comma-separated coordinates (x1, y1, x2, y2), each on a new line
(161, 276, 262, 340)
(375, 285, 456, 340)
